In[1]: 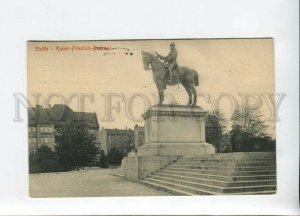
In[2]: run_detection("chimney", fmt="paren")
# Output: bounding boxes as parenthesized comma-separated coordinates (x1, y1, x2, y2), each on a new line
(35, 105, 43, 119)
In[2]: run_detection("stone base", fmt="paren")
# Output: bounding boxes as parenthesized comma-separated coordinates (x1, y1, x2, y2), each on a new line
(137, 142, 215, 157)
(123, 155, 180, 181)
(123, 105, 217, 182)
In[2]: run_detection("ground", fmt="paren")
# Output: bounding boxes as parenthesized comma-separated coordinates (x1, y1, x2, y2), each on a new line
(29, 168, 171, 197)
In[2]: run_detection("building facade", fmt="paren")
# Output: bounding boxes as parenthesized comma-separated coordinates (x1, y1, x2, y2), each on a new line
(28, 104, 99, 153)
(134, 124, 145, 149)
(98, 128, 134, 155)
(98, 125, 145, 155)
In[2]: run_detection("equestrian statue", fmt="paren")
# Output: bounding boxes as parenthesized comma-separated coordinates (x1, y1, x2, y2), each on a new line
(141, 42, 199, 106)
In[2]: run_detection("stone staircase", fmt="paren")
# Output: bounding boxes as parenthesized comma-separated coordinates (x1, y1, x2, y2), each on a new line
(110, 166, 125, 177)
(140, 153, 276, 195)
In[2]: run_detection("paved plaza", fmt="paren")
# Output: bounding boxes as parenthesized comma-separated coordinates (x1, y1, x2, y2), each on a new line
(29, 168, 171, 197)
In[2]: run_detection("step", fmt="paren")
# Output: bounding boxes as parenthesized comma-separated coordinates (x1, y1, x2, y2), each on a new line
(225, 190, 276, 195)
(148, 175, 228, 194)
(231, 170, 276, 176)
(179, 159, 276, 164)
(143, 177, 219, 195)
(180, 155, 276, 159)
(176, 162, 276, 167)
(166, 167, 229, 175)
(166, 167, 276, 176)
(148, 175, 276, 194)
(160, 169, 232, 181)
(141, 179, 276, 196)
(110, 172, 124, 177)
(110, 168, 124, 178)
(112, 170, 124, 175)
(160, 170, 276, 181)
(140, 180, 196, 196)
(190, 153, 276, 160)
(170, 164, 276, 172)
(113, 171, 124, 175)
(155, 172, 276, 187)
(222, 185, 277, 193)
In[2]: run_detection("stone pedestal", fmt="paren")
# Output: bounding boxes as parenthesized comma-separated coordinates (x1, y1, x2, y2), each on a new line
(123, 105, 215, 181)
(137, 105, 215, 157)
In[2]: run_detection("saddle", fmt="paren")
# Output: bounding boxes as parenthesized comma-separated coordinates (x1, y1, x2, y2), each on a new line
(163, 63, 184, 88)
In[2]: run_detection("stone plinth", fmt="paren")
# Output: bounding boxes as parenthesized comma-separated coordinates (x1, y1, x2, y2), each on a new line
(137, 105, 215, 157)
(123, 155, 180, 181)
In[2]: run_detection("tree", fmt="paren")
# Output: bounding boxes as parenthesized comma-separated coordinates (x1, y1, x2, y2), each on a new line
(29, 145, 60, 173)
(205, 111, 227, 152)
(55, 125, 99, 170)
(230, 106, 274, 152)
(98, 150, 109, 168)
(232, 106, 268, 138)
(106, 147, 124, 166)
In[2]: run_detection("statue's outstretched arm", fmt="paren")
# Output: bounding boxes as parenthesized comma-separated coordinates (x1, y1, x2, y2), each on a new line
(155, 52, 166, 60)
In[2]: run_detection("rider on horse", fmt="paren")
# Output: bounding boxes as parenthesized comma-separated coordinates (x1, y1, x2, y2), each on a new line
(156, 42, 178, 82)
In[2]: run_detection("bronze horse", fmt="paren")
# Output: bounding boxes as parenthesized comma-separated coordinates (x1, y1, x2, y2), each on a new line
(141, 51, 199, 106)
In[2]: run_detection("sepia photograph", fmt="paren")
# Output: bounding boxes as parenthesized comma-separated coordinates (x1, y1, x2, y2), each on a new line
(0, 0, 299, 215)
(27, 39, 276, 197)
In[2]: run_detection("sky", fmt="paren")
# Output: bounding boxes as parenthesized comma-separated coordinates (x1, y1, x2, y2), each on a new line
(28, 39, 275, 136)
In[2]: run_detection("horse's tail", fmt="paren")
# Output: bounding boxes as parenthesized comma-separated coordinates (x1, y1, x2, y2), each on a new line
(193, 70, 199, 86)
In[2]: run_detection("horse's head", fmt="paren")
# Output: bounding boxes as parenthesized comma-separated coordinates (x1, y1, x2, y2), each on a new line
(141, 50, 154, 70)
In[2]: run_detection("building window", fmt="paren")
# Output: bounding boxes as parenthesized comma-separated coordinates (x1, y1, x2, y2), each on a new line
(29, 127, 37, 132)
(39, 126, 54, 133)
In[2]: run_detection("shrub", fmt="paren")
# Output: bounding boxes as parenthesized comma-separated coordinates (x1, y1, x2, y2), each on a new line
(106, 147, 124, 166)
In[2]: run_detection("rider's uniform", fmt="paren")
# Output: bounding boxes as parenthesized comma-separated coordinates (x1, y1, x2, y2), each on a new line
(166, 48, 178, 80)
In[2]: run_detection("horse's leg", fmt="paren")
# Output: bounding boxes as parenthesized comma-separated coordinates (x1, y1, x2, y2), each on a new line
(190, 85, 197, 106)
(182, 82, 192, 106)
(159, 83, 164, 105)
(188, 87, 192, 106)
(156, 81, 164, 105)
(161, 88, 164, 103)
(156, 86, 162, 105)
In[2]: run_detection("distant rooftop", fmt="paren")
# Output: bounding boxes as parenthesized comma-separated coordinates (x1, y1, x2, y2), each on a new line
(28, 104, 99, 129)
(101, 128, 134, 135)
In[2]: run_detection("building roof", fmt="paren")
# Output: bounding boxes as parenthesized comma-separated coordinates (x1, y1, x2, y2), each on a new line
(28, 106, 52, 125)
(28, 104, 99, 129)
(102, 128, 134, 136)
(135, 126, 144, 133)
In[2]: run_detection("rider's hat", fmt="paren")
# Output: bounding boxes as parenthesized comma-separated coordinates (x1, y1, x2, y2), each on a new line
(170, 41, 175, 47)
